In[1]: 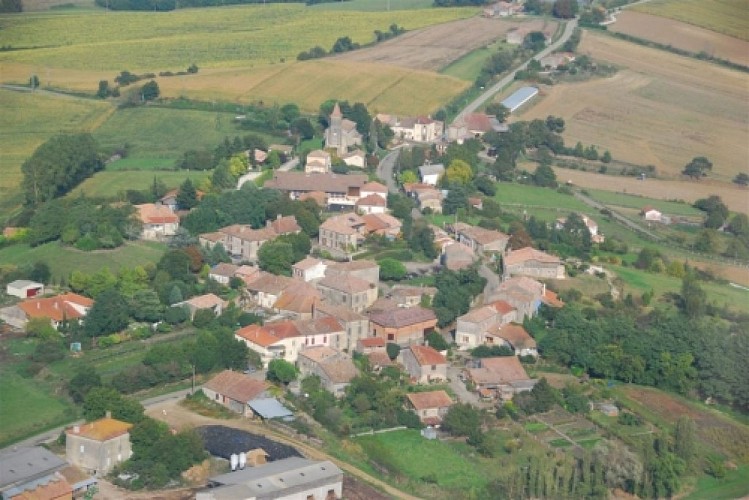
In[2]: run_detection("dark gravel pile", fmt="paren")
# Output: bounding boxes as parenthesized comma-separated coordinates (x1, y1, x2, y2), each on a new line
(197, 425, 302, 461)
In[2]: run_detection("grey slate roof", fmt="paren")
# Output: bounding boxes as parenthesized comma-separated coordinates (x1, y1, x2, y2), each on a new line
(247, 398, 294, 420)
(0, 446, 67, 494)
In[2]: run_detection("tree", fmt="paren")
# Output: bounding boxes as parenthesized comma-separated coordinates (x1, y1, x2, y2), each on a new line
(523, 31, 547, 52)
(28, 261, 51, 284)
(426, 331, 449, 351)
(533, 163, 557, 187)
(68, 365, 102, 404)
(96, 80, 111, 98)
(733, 172, 749, 186)
(443, 159, 473, 185)
(693, 229, 719, 253)
(129, 289, 163, 322)
(682, 156, 712, 179)
(25, 317, 58, 341)
(473, 176, 496, 196)
(680, 273, 706, 319)
(386, 342, 401, 360)
(267, 359, 297, 385)
(601, 150, 612, 163)
(379, 258, 406, 281)
(485, 103, 510, 123)
(443, 185, 469, 215)
(83, 386, 145, 423)
(141, 80, 160, 101)
(552, 0, 578, 19)
(258, 240, 295, 276)
(442, 403, 482, 437)
(673, 416, 697, 468)
(84, 288, 130, 337)
(175, 180, 198, 210)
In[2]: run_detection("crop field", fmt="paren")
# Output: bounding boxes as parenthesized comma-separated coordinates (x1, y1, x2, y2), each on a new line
(69, 170, 208, 198)
(553, 168, 748, 215)
(520, 31, 748, 186)
(0, 89, 112, 209)
(0, 240, 166, 280)
(333, 17, 557, 72)
(632, 0, 749, 41)
(0, 5, 474, 71)
(609, 11, 749, 66)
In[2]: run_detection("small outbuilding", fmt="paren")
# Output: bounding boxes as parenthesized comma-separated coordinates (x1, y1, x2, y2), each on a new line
(6, 280, 45, 299)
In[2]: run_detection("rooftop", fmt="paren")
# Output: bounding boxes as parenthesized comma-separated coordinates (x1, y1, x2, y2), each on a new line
(480, 356, 530, 383)
(0, 447, 67, 491)
(318, 274, 373, 294)
(320, 212, 366, 235)
(492, 323, 536, 350)
(458, 305, 498, 324)
(235, 324, 281, 348)
(18, 293, 93, 322)
(356, 194, 387, 207)
(358, 337, 386, 348)
(406, 390, 453, 410)
(266, 171, 367, 194)
(203, 370, 268, 403)
(500, 86, 539, 112)
(210, 263, 239, 278)
(180, 293, 225, 310)
(66, 417, 132, 441)
(504, 246, 561, 266)
(135, 203, 178, 224)
(408, 345, 447, 366)
(418, 164, 445, 177)
(368, 306, 437, 329)
(361, 181, 388, 193)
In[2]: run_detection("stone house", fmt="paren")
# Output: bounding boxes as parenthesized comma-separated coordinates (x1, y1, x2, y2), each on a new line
(202, 370, 269, 417)
(465, 356, 536, 401)
(316, 275, 378, 313)
(455, 300, 516, 350)
(235, 317, 344, 364)
(400, 345, 448, 384)
(313, 302, 369, 352)
(406, 390, 453, 426)
(503, 246, 565, 280)
(292, 257, 329, 282)
(305, 150, 332, 174)
(368, 306, 438, 346)
(318, 213, 367, 253)
(297, 346, 359, 397)
(66, 415, 132, 476)
(389, 285, 438, 307)
(174, 293, 226, 320)
(451, 222, 509, 256)
(325, 260, 380, 285)
(266, 172, 368, 210)
(134, 203, 179, 241)
(199, 215, 300, 263)
(272, 281, 321, 319)
(244, 272, 293, 309)
(362, 213, 402, 239)
(208, 263, 239, 285)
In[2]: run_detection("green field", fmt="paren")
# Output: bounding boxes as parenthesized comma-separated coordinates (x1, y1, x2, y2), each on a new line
(0, 241, 166, 281)
(585, 189, 702, 217)
(310, 0, 435, 11)
(0, 5, 474, 71)
(494, 183, 592, 213)
(633, 0, 749, 41)
(685, 464, 749, 500)
(441, 40, 508, 81)
(70, 170, 208, 198)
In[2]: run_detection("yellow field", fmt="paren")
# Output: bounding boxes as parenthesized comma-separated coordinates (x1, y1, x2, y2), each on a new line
(633, 0, 749, 41)
(520, 31, 749, 183)
(0, 88, 112, 192)
(0, 5, 475, 71)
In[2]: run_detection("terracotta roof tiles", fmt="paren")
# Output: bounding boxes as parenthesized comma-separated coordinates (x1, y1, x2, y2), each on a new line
(203, 370, 268, 403)
(406, 390, 453, 410)
(66, 417, 132, 441)
(408, 345, 447, 366)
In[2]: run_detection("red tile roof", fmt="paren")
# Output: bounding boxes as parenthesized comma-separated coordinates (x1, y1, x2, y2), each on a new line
(12, 477, 73, 500)
(203, 370, 268, 403)
(406, 390, 453, 410)
(66, 417, 132, 441)
(504, 247, 561, 266)
(480, 356, 529, 383)
(489, 300, 515, 315)
(361, 181, 388, 193)
(235, 324, 281, 348)
(494, 323, 536, 350)
(368, 306, 437, 329)
(135, 203, 179, 224)
(19, 293, 93, 322)
(268, 215, 301, 235)
(355, 194, 387, 207)
(408, 345, 447, 366)
(359, 337, 385, 348)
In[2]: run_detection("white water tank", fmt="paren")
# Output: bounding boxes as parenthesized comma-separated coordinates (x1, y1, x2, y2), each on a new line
(230, 453, 239, 471)
(238, 452, 247, 470)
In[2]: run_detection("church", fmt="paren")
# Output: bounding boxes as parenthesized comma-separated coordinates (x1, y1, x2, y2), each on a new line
(324, 102, 363, 155)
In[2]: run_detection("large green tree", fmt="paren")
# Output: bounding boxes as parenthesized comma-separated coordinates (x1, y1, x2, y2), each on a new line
(682, 156, 712, 179)
(84, 288, 130, 337)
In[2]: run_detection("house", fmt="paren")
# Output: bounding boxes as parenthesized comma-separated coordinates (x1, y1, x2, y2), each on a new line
(483, 1, 523, 17)
(324, 102, 362, 155)
(208, 263, 239, 285)
(325, 260, 380, 285)
(342, 149, 366, 168)
(0, 447, 69, 500)
(318, 213, 367, 253)
(360, 181, 388, 201)
(418, 164, 445, 186)
(442, 242, 476, 271)
(197, 457, 343, 500)
(389, 285, 438, 307)
(6, 280, 44, 299)
(451, 222, 509, 255)
(356, 336, 386, 354)
(504, 246, 565, 280)
(465, 356, 536, 401)
(538, 52, 576, 70)
(66, 415, 132, 476)
(362, 213, 402, 239)
(235, 265, 261, 286)
(297, 346, 358, 396)
(266, 172, 368, 210)
(316, 275, 378, 313)
(199, 216, 300, 263)
(235, 317, 344, 364)
(418, 188, 444, 213)
(390, 116, 445, 143)
(272, 281, 321, 319)
(641, 206, 663, 222)
(447, 113, 507, 143)
(455, 300, 517, 351)
(292, 257, 329, 282)
(406, 390, 453, 426)
(488, 323, 537, 357)
(159, 188, 204, 212)
(253, 148, 268, 164)
(0, 293, 93, 330)
(555, 214, 603, 243)
(368, 306, 438, 346)
(134, 203, 179, 241)
(491, 276, 547, 320)
(202, 370, 269, 417)
(305, 150, 332, 174)
(400, 345, 448, 383)
(244, 272, 293, 309)
(174, 293, 226, 320)
(356, 194, 387, 215)
(314, 302, 369, 352)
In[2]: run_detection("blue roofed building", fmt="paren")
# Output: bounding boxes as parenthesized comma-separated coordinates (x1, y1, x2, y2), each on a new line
(500, 86, 539, 113)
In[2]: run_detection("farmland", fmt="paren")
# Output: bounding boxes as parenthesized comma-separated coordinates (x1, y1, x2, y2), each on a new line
(69, 170, 209, 198)
(0, 5, 475, 71)
(520, 31, 748, 185)
(608, 11, 749, 66)
(632, 0, 749, 41)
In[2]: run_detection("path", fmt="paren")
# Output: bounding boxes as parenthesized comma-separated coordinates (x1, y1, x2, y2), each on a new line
(572, 190, 662, 240)
(147, 399, 419, 500)
(531, 414, 578, 448)
(376, 149, 401, 193)
(453, 18, 579, 123)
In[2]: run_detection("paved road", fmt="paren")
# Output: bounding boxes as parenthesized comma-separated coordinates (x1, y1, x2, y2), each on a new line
(479, 262, 501, 302)
(375, 149, 400, 193)
(453, 18, 579, 123)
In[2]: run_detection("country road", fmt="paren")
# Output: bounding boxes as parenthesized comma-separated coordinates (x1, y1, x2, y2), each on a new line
(453, 18, 579, 123)
(376, 148, 401, 193)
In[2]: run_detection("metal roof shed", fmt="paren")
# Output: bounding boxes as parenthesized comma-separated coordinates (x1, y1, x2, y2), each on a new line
(501, 86, 539, 113)
(248, 398, 294, 421)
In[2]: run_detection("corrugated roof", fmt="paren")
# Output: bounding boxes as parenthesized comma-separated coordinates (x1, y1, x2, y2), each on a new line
(247, 398, 294, 420)
(0, 447, 66, 490)
(500, 86, 539, 112)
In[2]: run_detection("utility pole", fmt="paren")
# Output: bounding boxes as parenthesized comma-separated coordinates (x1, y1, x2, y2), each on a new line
(191, 364, 195, 395)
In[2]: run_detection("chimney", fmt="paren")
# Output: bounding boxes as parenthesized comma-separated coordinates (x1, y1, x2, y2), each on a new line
(73, 425, 80, 434)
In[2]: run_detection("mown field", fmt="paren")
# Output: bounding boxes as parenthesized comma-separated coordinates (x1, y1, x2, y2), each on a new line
(584, 189, 703, 217)
(0, 240, 166, 281)
(310, 0, 435, 11)
(521, 31, 748, 184)
(632, 0, 749, 41)
(0, 5, 475, 71)
(69, 170, 209, 198)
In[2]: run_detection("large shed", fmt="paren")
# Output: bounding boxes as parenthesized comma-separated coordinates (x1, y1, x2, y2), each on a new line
(6, 280, 44, 299)
(501, 86, 539, 113)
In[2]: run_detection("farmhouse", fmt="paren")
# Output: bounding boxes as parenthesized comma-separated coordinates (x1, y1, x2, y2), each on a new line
(305, 149, 332, 174)
(500, 86, 539, 113)
(503, 246, 565, 280)
(318, 213, 367, 253)
(368, 306, 437, 346)
(448, 113, 507, 143)
(66, 415, 133, 476)
(266, 172, 368, 210)
(134, 203, 179, 241)
(324, 102, 362, 155)
(174, 293, 226, 320)
(400, 345, 448, 384)
(539, 52, 576, 70)
(0, 293, 93, 330)
(465, 356, 536, 401)
(418, 163, 445, 186)
(202, 370, 269, 417)
(313, 303, 369, 352)
(406, 390, 453, 426)
(316, 275, 378, 313)
(6, 280, 44, 299)
(297, 346, 358, 397)
(451, 222, 509, 255)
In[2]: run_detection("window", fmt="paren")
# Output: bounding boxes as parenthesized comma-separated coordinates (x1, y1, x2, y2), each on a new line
(388, 334, 394, 341)
(80, 445, 85, 453)
(431, 365, 436, 371)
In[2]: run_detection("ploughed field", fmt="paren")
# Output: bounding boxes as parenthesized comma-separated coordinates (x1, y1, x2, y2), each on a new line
(632, 0, 749, 41)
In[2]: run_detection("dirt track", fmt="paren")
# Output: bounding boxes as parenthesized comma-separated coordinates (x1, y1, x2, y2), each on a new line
(332, 17, 557, 71)
(609, 11, 749, 67)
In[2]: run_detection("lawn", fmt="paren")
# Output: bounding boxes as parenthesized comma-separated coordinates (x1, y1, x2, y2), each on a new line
(310, 0, 436, 11)
(585, 189, 702, 217)
(0, 241, 166, 281)
(494, 183, 592, 213)
(106, 157, 179, 171)
(70, 170, 209, 198)
(441, 40, 508, 81)
(633, 0, 749, 41)
(356, 430, 489, 490)
(685, 464, 749, 500)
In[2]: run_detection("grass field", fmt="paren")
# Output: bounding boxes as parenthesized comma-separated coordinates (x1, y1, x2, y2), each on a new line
(310, 0, 435, 11)
(685, 464, 749, 500)
(520, 31, 748, 184)
(441, 39, 508, 81)
(584, 189, 702, 217)
(633, 0, 749, 41)
(0, 5, 474, 71)
(494, 183, 592, 213)
(70, 170, 209, 198)
(0, 241, 166, 280)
